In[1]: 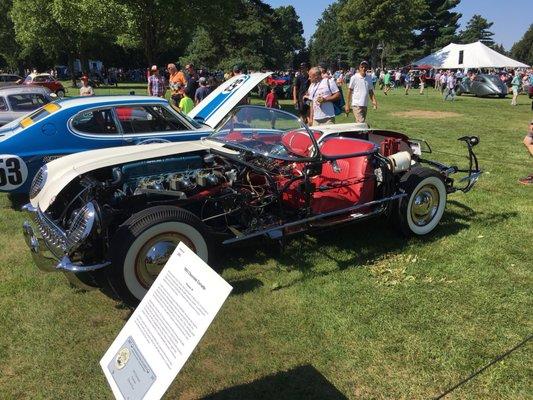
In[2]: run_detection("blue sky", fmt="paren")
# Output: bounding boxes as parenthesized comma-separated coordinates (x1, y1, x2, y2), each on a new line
(265, 0, 532, 50)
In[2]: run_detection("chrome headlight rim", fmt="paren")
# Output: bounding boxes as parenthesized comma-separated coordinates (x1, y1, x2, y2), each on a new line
(65, 202, 98, 253)
(30, 165, 48, 200)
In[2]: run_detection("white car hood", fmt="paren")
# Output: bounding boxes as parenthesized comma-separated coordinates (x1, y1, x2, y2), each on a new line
(189, 72, 271, 127)
(33, 139, 236, 211)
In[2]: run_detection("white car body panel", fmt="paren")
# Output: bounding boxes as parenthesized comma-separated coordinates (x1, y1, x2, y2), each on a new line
(33, 122, 369, 212)
(189, 72, 271, 127)
(33, 139, 236, 212)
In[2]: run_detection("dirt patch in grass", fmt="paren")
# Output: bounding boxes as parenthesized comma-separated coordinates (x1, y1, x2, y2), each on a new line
(391, 110, 462, 119)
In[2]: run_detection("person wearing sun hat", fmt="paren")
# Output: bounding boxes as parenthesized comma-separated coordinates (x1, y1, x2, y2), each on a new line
(147, 65, 166, 97)
(79, 75, 94, 96)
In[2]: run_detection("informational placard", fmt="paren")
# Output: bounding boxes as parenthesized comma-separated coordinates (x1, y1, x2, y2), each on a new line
(100, 242, 232, 400)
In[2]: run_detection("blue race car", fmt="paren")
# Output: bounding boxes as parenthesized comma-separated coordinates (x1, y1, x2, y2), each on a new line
(0, 72, 269, 194)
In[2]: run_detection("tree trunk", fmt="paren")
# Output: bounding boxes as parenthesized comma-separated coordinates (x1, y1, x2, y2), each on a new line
(68, 52, 76, 88)
(370, 41, 379, 70)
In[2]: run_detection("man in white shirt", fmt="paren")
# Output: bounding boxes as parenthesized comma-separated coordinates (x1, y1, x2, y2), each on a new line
(345, 61, 378, 123)
(305, 67, 340, 125)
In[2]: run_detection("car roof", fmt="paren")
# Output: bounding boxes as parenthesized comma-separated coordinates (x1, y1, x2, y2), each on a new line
(55, 95, 169, 110)
(0, 85, 52, 95)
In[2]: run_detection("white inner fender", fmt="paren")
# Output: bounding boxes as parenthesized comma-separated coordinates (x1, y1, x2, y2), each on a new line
(387, 151, 411, 173)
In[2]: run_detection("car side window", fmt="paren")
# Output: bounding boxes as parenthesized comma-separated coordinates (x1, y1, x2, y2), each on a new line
(115, 105, 188, 134)
(8, 94, 48, 112)
(71, 108, 118, 135)
(0, 97, 7, 111)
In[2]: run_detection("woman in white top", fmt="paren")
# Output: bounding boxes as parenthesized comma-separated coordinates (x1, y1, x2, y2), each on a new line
(79, 76, 94, 96)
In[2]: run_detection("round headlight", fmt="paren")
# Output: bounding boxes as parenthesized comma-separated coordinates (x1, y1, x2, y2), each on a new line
(30, 165, 48, 199)
(66, 202, 97, 252)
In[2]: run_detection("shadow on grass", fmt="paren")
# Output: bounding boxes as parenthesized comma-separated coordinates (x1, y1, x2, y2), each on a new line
(201, 364, 348, 400)
(222, 200, 518, 293)
(7, 193, 29, 210)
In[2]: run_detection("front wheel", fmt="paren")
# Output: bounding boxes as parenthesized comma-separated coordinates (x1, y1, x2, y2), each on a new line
(107, 206, 213, 305)
(56, 89, 65, 98)
(396, 168, 447, 236)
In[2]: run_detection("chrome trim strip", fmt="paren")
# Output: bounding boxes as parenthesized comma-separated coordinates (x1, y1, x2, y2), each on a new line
(222, 193, 407, 244)
(56, 256, 110, 273)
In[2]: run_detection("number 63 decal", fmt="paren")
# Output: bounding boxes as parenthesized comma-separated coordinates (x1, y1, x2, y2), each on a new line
(0, 155, 28, 190)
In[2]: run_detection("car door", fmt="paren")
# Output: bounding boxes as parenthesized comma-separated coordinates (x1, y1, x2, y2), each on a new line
(114, 104, 206, 145)
(471, 76, 484, 95)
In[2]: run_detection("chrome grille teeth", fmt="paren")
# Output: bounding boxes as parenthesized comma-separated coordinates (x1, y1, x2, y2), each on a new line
(32, 202, 96, 257)
(30, 166, 47, 199)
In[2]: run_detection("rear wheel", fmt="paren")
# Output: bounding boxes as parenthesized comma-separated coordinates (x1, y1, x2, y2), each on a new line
(56, 89, 65, 98)
(107, 206, 213, 305)
(396, 168, 447, 236)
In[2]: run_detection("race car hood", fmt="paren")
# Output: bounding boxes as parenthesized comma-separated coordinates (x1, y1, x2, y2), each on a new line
(189, 72, 271, 128)
(32, 139, 237, 212)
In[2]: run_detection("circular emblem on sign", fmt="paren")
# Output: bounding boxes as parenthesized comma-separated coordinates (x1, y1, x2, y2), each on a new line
(0, 155, 29, 191)
(115, 347, 130, 370)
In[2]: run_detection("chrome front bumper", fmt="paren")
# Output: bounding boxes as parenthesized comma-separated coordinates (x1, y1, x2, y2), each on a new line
(22, 204, 110, 275)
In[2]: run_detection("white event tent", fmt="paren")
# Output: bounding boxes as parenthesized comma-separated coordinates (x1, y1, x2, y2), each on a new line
(413, 41, 529, 69)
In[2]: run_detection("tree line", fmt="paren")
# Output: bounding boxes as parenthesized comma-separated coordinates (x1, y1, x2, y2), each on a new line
(0, 0, 531, 75)
(309, 0, 532, 69)
(0, 0, 305, 74)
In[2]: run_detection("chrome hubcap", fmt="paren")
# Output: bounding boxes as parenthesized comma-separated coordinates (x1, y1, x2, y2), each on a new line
(135, 233, 196, 289)
(411, 184, 439, 226)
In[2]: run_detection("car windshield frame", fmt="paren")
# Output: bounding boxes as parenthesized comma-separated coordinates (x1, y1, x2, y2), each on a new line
(208, 105, 320, 162)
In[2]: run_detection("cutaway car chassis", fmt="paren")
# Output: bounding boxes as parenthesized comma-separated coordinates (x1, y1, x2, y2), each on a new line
(23, 111, 481, 303)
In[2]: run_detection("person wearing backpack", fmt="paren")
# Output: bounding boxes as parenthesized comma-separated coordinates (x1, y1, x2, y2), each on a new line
(304, 67, 340, 126)
(345, 60, 378, 123)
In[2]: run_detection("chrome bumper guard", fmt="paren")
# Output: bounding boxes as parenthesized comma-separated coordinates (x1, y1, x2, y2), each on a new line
(22, 204, 110, 274)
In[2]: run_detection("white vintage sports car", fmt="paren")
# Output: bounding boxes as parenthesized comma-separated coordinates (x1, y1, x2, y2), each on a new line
(22, 97, 481, 305)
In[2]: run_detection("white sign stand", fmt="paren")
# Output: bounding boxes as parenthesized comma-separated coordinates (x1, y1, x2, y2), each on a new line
(100, 242, 232, 400)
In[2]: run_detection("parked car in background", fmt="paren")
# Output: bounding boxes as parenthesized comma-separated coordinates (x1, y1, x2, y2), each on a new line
(410, 69, 435, 89)
(456, 74, 508, 97)
(23, 73, 66, 98)
(0, 72, 271, 195)
(0, 73, 23, 87)
(0, 86, 54, 126)
(22, 105, 481, 304)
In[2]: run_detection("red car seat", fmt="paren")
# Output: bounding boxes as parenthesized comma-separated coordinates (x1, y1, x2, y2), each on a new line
(311, 137, 376, 213)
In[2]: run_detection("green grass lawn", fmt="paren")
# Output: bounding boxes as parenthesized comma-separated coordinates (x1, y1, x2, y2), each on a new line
(0, 83, 531, 399)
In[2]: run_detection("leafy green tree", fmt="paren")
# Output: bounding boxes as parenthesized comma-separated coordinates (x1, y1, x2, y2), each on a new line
(339, 0, 427, 68)
(459, 14, 494, 46)
(214, 1, 305, 71)
(272, 6, 305, 68)
(491, 43, 507, 56)
(309, 1, 352, 67)
(0, 0, 20, 69)
(417, 0, 461, 54)
(11, 0, 124, 83)
(510, 24, 533, 66)
(179, 27, 219, 68)
(117, 0, 238, 65)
